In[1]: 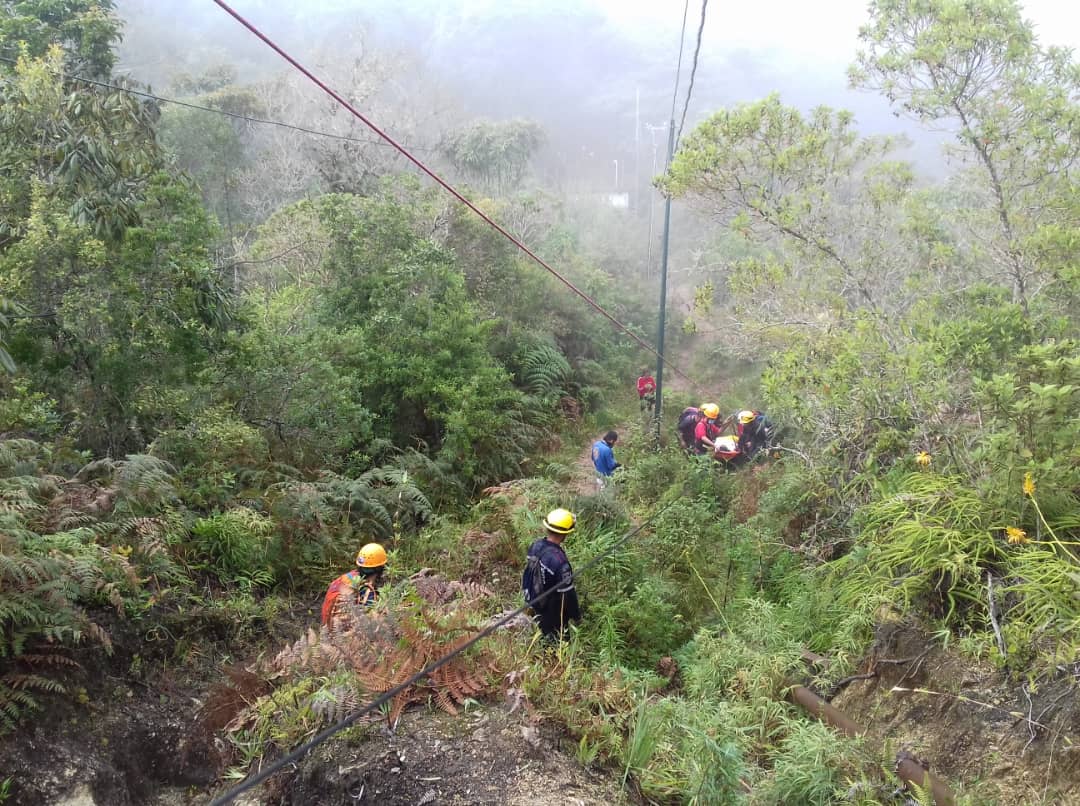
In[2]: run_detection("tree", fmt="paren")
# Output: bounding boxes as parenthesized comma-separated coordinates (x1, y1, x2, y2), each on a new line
(158, 67, 264, 237)
(850, 0, 1080, 313)
(659, 95, 916, 336)
(0, 47, 162, 244)
(0, 294, 16, 372)
(0, 0, 120, 77)
(2, 172, 233, 452)
(440, 119, 546, 194)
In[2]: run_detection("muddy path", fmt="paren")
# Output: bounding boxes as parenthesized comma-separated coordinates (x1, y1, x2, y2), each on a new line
(0, 600, 316, 806)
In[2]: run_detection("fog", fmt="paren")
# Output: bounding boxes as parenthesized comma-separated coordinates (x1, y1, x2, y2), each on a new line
(112, 0, 1078, 282)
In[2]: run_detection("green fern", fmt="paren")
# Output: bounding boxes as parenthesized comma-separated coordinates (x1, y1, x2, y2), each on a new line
(269, 466, 433, 576)
(113, 454, 178, 512)
(515, 339, 571, 401)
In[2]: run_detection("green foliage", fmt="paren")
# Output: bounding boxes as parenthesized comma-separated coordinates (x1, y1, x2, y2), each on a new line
(439, 118, 545, 193)
(0, 47, 162, 241)
(269, 468, 432, 580)
(0, 441, 158, 731)
(3, 172, 231, 454)
(152, 408, 270, 508)
(662, 93, 913, 320)
(157, 71, 262, 228)
(832, 473, 1002, 626)
(190, 508, 275, 589)
(0, 0, 121, 77)
(852, 0, 1080, 311)
(0, 295, 17, 373)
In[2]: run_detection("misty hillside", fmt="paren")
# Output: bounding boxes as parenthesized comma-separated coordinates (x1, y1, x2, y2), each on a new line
(1, 1, 1078, 805)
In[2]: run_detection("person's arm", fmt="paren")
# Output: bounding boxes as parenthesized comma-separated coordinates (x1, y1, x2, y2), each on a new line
(601, 445, 618, 474)
(555, 561, 581, 624)
(695, 421, 716, 449)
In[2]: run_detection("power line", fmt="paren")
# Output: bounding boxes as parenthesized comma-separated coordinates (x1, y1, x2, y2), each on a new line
(209, 499, 678, 806)
(675, 0, 710, 150)
(669, 0, 691, 125)
(210, 0, 705, 394)
(0, 54, 430, 153)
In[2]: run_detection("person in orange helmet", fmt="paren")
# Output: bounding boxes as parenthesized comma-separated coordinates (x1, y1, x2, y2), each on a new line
(321, 543, 388, 627)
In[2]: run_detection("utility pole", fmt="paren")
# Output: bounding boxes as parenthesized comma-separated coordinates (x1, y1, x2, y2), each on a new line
(644, 122, 668, 280)
(654, 118, 675, 437)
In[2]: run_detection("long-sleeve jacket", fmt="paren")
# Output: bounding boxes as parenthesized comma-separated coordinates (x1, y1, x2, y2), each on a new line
(591, 440, 619, 476)
(522, 537, 581, 638)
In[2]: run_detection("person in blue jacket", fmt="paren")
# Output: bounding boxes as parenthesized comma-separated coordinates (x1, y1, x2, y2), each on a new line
(591, 431, 620, 489)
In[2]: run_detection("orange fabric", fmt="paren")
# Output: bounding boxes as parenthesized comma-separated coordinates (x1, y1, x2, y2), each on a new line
(321, 571, 376, 626)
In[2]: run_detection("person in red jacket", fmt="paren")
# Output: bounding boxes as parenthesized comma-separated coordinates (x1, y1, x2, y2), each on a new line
(692, 403, 723, 455)
(321, 543, 388, 627)
(636, 373, 656, 413)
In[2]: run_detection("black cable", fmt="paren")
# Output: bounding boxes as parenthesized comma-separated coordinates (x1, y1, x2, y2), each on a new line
(669, 0, 691, 125)
(676, 0, 709, 151)
(208, 499, 678, 806)
(0, 54, 430, 152)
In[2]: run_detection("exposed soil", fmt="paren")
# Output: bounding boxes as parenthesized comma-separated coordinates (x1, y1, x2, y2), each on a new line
(570, 440, 605, 497)
(236, 705, 632, 806)
(0, 584, 632, 806)
(829, 618, 1080, 805)
(0, 599, 315, 806)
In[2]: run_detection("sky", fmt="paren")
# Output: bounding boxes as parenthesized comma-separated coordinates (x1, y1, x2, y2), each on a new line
(591, 0, 1080, 56)
(116, 0, 1079, 182)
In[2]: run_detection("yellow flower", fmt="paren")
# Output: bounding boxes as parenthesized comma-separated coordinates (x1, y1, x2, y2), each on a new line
(915, 451, 932, 467)
(1006, 526, 1029, 545)
(1023, 472, 1036, 497)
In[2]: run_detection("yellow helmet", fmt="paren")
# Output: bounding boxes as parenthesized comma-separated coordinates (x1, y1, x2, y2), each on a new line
(542, 508, 576, 535)
(738, 410, 756, 424)
(356, 543, 388, 570)
(701, 403, 720, 420)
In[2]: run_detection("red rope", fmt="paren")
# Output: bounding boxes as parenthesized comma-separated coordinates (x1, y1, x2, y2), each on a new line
(210, 0, 703, 393)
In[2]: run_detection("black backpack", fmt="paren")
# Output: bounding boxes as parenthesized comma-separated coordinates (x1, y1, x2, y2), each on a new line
(677, 407, 701, 441)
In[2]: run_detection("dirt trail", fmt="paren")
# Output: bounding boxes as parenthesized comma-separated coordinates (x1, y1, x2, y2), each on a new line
(570, 440, 603, 497)
(268, 705, 631, 806)
(567, 421, 639, 498)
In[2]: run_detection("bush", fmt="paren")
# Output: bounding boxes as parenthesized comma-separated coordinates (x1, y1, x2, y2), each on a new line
(151, 407, 269, 508)
(190, 508, 276, 589)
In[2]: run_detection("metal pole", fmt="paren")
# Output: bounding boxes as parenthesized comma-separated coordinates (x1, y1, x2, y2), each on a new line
(654, 118, 676, 436)
(788, 685, 957, 806)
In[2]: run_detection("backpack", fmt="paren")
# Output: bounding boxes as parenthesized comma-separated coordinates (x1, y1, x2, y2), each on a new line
(522, 539, 549, 605)
(677, 407, 700, 441)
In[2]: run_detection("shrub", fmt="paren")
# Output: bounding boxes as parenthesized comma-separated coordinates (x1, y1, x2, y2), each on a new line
(151, 407, 269, 508)
(190, 508, 276, 589)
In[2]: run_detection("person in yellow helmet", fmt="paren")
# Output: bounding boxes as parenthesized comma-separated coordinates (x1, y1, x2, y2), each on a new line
(321, 542, 388, 627)
(718, 409, 774, 460)
(522, 508, 581, 640)
(692, 403, 723, 455)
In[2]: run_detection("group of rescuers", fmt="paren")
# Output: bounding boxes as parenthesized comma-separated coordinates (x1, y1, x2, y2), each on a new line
(320, 508, 580, 641)
(322, 393, 772, 642)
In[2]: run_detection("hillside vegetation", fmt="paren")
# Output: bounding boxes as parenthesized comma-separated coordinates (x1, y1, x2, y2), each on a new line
(1, 1, 1078, 804)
